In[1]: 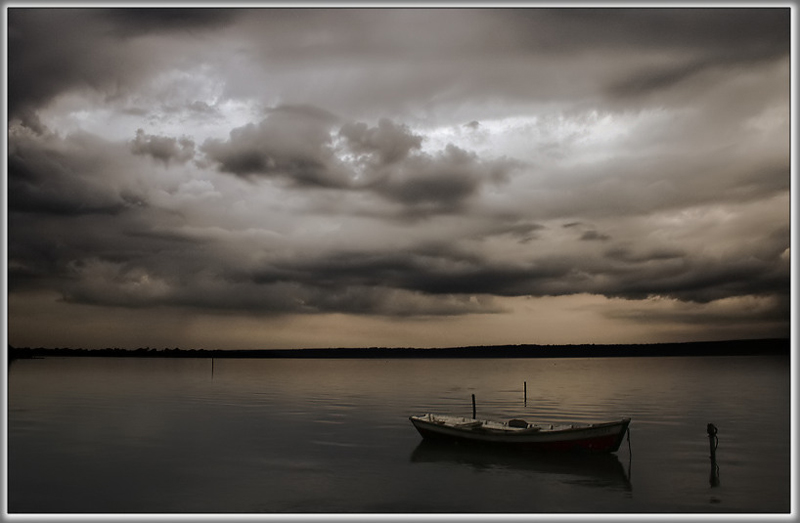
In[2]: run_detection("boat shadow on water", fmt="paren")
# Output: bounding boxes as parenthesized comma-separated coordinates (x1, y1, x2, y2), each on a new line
(409, 440, 633, 492)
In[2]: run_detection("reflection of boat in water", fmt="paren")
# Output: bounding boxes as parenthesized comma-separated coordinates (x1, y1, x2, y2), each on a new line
(410, 440, 632, 492)
(410, 414, 631, 453)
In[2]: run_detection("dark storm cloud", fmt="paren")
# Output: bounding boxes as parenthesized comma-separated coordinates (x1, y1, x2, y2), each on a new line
(598, 224, 790, 304)
(240, 246, 567, 313)
(35, 161, 786, 317)
(59, 266, 498, 317)
(610, 258, 790, 304)
(8, 207, 170, 296)
(580, 231, 611, 242)
(561, 222, 611, 242)
(563, 8, 789, 100)
(100, 8, 239, 36)
(7, 8, 236, 129)
(28, 223, 497, 316)
(6, 127, 201, 297)
(604, 246, 684, 264)
(201, 106, 346, 187)
(8, 132, 787, 320)
(374, 144, 518, 215)
(131, 129, 195, 165)
(607, 51, 785, 100)
(529, 149, 790, 223)
(9, 205, 240, 309)
(8, 9, 126, 126)
(8, 9, 105, 128)
(608, 298, 788, 326)
(9, 8, 789, 131)
(339, 118, 422, 164)
(8, 131, 147, 216)
(203, 110, 521, 212)
(471, 219, 545, 245)
(510, 8, 789, 57)
(228, 208, 788, 312)
(207, 8, 790, 120)
(338, 119, 475, 213)
(10, 195, 788, 323)
(608, 61, 711, 99)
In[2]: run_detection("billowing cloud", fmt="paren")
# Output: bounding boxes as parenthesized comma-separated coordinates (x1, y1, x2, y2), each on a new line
(201, 105, 346, 187)
(372, 144, 519, 214)
(202, 110, 521, 214)
(131, 129, 195, 165)
(339, 118, 422, 164)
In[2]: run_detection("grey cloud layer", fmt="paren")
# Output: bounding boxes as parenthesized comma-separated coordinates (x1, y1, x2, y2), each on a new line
(6, 8, 790, 338)
(11, 9, 788, 130)
(8, 122, 788, 320)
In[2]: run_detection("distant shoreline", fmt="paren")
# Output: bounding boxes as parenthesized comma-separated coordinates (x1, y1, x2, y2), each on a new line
(7, 338, 790, 360)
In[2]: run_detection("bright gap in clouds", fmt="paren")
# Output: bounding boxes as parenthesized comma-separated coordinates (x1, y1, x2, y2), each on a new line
(37, 81, 263, 144)
(413, 109, 657, 167)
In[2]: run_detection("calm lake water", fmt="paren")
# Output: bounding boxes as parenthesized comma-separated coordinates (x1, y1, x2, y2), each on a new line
(7, 354, 791, 514)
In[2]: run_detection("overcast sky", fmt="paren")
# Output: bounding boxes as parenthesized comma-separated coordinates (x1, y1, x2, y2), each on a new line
(6, 6, 792, 350)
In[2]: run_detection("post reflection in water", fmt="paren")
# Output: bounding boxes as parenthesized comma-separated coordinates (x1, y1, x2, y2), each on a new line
(409, 440, 633, 493)
(710, 457, 721, 488)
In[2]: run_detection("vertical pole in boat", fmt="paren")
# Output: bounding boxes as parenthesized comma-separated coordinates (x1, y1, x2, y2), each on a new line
(472, 394, 476, 419)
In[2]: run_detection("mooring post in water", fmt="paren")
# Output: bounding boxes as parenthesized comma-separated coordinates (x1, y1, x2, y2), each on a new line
(707, 423, 718, 460)
(472, 394, 476, 419)
(707, 423, 720, 487)
(524, 381, 527, 401)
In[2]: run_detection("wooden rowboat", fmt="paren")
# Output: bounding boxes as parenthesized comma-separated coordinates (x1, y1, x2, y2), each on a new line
(409, 414, 631, 453)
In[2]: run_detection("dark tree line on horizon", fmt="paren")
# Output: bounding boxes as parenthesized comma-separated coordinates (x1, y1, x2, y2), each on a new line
(7, 338, 790, 360)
